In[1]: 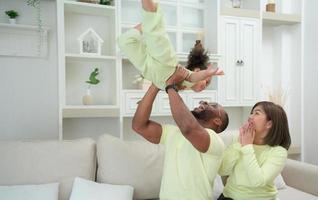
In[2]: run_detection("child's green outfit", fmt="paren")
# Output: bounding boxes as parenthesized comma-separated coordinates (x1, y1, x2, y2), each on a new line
(118, 5, 193, 90)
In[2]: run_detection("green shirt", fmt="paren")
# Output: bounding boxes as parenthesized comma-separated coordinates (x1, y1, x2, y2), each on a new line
(219, 138, 287, 200)
(118, 5, 193, 90)
(160, 124, 225, 200)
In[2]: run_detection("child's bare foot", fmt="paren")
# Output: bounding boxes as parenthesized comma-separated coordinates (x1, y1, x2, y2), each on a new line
(207, 65, 225, 76)
(142, 0, 157, 12)
(134, 23, 143, 33)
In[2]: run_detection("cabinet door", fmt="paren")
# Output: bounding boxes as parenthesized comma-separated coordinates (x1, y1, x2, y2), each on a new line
(157, 92, 187, 115)
(123, 91, 155, 116)
(239, 19, 259, 105)
(219, 17, 240, 106)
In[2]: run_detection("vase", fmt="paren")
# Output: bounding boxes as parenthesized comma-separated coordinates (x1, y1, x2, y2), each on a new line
(82, 89, 93, 105)
(9, 19, 16, 24)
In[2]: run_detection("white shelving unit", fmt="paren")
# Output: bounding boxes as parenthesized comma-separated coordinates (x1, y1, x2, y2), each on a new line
(56, 0, 303, 154)
(57, 0, 120, 139)
(262, 12, 301, 26)
(259, 0, 303, 150)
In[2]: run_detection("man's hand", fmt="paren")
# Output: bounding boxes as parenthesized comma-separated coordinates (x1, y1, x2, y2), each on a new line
(166, 65, 188, 86)
(239, 121, 255, 146)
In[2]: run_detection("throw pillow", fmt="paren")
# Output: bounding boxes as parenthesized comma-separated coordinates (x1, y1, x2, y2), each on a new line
(213, 175, 224, 199)
(69, 177, 134, 200)
(0, 182, 59, 200)
(274, 174, 287, 190)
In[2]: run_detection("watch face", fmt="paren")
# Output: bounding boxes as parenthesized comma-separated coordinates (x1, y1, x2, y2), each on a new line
(165, 84, 178, 93)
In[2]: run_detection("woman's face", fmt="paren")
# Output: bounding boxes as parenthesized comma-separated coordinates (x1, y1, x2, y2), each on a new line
(249, 105, 272, 135)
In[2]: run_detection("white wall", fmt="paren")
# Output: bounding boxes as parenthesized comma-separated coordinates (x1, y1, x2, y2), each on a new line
(0, 0, 59, 139)
(303, 0, 318, 165)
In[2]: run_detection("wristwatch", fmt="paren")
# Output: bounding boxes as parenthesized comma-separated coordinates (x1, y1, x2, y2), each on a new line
(165, 83, 178, 94)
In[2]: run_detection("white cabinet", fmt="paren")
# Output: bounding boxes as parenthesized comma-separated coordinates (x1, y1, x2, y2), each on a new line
(219, 16, 260, 106)
(122, 90, 217, 117)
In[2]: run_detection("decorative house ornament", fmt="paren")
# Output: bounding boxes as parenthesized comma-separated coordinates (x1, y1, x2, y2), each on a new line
(78, 28, 104, 55)
(231, 0, 242, 8)
(266, 0, 275, 12)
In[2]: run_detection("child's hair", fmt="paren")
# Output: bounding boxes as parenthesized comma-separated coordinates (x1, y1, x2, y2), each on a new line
(186, 40, 209, 71)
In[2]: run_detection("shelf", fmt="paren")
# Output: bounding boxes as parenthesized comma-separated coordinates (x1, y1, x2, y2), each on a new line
(0, 23, 50, 31)
(64, 0, 115, 17)
(0, 23, 49, 58)
(63, 105, 119, 118)
(220, 8, 260, 18)
(65, 53, 116, 61)
(262, 12, 301, 26)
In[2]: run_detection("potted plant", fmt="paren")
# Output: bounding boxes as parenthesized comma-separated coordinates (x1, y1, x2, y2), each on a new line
(83, 68, 100, 105)
(100, 0, 113, 5)
(5, 10, 19, 24)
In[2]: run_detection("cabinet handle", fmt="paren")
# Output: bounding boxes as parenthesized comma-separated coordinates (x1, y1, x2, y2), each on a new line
(240, 60, 244, 65)
(236, 60, 240, 65)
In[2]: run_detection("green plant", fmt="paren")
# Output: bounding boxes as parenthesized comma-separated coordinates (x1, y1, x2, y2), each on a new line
(27, 0, 43, 55)
(86, 68, 100, 86)
(5, 10, 19, 19)
(100, 0, 112, 5)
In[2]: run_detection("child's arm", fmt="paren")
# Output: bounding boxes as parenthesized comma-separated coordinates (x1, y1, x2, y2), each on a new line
(186, 64, 224, 83)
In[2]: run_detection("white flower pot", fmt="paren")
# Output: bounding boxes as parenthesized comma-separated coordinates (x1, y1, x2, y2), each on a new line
(82, 89, 93, 105)
(9, 18, 16, 24)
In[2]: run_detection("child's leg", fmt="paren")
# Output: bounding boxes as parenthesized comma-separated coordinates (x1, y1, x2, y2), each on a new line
(141, 0, 178, 67)
(118, 24, 147, 72)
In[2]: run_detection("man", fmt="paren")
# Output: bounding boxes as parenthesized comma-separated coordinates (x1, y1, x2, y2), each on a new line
(132, 67, 229, 200)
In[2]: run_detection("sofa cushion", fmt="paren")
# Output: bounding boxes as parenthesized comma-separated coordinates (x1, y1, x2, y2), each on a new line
(0, 138, 96, 200)
(0, 182, 59, 200)
(96, 134, 164, 200)
(69, 177, 133, 200)
(278, 186, 318, 200)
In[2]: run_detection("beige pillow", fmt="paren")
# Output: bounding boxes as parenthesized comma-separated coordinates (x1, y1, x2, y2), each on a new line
(0, 138, 96, 200)
(96, 134, 165, 199)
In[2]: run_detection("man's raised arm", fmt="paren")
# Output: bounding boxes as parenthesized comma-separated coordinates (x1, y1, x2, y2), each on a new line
(132, 84, 162, 144)
(166, 67, 210, 152)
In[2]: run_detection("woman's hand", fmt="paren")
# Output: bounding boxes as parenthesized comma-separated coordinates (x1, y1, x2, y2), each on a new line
(239, 121, 255, 146)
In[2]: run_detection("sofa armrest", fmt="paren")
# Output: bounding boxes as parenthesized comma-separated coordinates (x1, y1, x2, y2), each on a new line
(282, 159, 318, 196)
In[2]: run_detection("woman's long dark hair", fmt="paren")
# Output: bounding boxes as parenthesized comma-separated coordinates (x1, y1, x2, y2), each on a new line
(187, 40, 209, 71)
(252, 101, 291, 150)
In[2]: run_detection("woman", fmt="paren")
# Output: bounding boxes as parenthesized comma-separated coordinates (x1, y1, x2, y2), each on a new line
(218, 101, 291, 200)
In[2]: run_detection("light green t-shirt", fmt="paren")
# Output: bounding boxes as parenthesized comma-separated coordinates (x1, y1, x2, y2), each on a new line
(219, 138, 288, 200)
(118, 5, 194, 90)
(159, 124, 225, 200)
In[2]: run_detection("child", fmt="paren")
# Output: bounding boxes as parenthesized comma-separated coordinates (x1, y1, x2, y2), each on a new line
(118, 0, 223, 92)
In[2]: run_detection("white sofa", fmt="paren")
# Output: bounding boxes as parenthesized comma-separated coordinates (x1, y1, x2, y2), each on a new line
(0, 133, 317, 200)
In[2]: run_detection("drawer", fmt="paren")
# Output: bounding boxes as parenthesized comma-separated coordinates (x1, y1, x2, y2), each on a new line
(186, 91, 218, 110)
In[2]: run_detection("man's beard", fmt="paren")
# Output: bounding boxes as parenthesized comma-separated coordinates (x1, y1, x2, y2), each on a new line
(191, 109, 215, 121)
